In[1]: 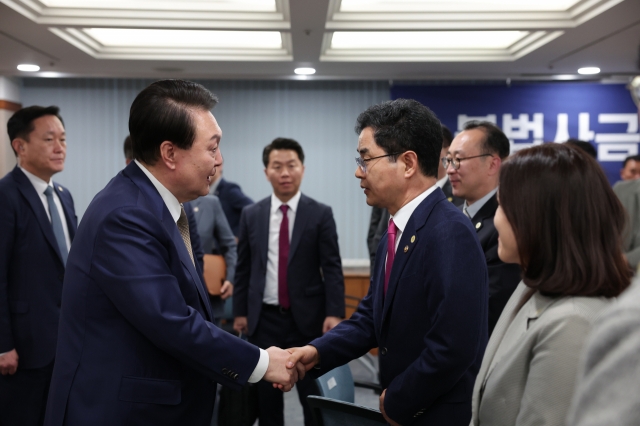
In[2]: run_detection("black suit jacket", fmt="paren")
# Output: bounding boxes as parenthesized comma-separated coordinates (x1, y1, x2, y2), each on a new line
(442, 178, 464, 207)
(460, 194, 521, 335)
(213, 178, 253, 237)
(0, 166, 77, 368)
(234, 194, 345, 338)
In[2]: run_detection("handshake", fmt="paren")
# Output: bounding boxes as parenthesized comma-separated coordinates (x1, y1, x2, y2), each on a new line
(262, 345, 320, 392)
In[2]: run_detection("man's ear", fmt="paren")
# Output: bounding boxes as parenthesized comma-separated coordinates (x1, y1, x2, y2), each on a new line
(401, 151, 419, 178)
(488, 155, 502, 176)
(11, 138, 23, 156)
(159, 141, 177, 170)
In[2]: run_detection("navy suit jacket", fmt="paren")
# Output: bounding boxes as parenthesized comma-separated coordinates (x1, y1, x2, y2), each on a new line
(234, 194, 345, 338)
(0, 166, 77, 369)
(460, 194, 521, 335)
(44, 162, 260, 426)
(213, 178, 253, 236)
(310, 188, 488, 426)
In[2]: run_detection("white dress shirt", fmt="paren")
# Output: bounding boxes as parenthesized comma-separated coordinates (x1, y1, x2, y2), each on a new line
(388, 184, 438, 254)
(135, 161, 268, 383)
(20, 166, 71, 251)
(264, 191, 301, 305)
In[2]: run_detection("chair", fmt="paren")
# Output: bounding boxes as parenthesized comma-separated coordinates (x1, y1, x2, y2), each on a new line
(315, 363, 356, 403)
(307, 396, 386, 426)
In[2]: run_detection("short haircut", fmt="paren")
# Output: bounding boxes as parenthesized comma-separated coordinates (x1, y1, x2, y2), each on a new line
(123, 135, 133, 161)
(129, 80, 218, 165)
(441, 125, 453, 149)
(463, 121, 510, 160)
(262, 137, 305, 167)
(7, 106, 64, 155)
(565, 139, 597, 159)
(499, 143, 631, 298)
(622, 154, 640, 168)
(355, 99, 442, 177)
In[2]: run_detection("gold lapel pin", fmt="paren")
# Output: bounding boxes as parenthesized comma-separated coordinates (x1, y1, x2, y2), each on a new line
(410, 235, 416, 243)
(447, 197, 453, 202)
(193, 207, 199, 212)
(475, 222, 482, 230)
(404, 245, 409, 253)
(58, 186, 63, 192)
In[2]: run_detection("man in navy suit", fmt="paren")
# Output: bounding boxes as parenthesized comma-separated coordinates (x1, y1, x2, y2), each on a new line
(233, 137, 345, 426)
(0, 106, 77, 426)
(44, 80, 297, 426)
(287, 99, 488, 426)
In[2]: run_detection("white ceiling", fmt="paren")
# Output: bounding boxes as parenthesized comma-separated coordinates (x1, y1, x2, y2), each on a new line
(0, 0, 638, 81)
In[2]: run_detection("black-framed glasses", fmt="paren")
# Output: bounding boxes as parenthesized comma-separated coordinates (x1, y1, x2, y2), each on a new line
(355, 153, 401, 174)
(441, 153, 493, 170)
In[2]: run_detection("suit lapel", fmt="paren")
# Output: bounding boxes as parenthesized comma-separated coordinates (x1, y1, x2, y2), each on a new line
(12, 167, 65, 264)
(125, 162, 214, 322)
(258, 198, 271, 269)
(381, 189, 445, 323)
(288, 194, 310, 264)
(470, 193, 498, 233)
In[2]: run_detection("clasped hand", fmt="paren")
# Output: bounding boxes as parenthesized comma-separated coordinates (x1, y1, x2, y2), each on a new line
(265, 345, 320, 392)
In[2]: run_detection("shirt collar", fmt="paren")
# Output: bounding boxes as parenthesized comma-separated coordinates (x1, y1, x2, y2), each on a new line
(436, 175, 448, 189)
(390, 184, 438, 234)
(463, 187, 498, 220)
(19, 166, 53, 195)
(271, 191, 301, 214)
(135, 160, 182, 223)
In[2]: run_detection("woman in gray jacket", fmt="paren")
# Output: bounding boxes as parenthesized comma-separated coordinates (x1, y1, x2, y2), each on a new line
(470, 143, 632, 426)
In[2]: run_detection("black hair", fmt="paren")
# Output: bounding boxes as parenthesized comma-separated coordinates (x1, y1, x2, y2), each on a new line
(129, 79, 218, 165)
(441, 125, 453, 149)
(622, 154, 640, 168)
(463, 121, 510, 160)
(7, 106, 64, 155)
(565, 139, 597, 159)
(262, 137, 305, 167)
(355, 99, 442, 177)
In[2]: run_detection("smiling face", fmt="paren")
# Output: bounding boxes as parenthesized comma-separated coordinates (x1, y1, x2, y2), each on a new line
(446, 128, 494, 204)
(265, 149, 305, 203)
(16, 114, 66, 182)
(173, 108, 223, 202)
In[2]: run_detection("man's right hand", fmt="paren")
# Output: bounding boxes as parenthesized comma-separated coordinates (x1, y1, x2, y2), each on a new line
(0, 349, 18, 375)
(264, 346, 299, 392)
(233, 316, 248, 335)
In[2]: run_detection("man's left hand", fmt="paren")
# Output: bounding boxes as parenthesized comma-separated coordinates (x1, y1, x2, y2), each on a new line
(380, 389, 401, 426)
(322, 316, 342, 333)
(220, 281, 233, 300)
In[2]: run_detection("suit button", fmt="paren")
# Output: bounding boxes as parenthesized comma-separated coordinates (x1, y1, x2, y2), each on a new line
(222, 368, 229, 373)
(233, 373, 238, 380)
(380, 347, 387, 356)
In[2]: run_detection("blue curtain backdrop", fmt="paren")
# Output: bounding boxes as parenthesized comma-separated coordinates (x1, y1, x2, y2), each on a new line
(391, 82, 640, 184)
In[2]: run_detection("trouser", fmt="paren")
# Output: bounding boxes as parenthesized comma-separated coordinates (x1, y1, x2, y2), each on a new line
(0, 359, 54, 426)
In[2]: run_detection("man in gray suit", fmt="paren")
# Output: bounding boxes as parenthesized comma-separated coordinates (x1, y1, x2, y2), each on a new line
(613, 178, 640, 269)
(188, 193, 237, 323)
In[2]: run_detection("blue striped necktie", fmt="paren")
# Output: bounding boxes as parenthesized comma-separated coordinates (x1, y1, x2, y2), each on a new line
(44, 186, 68, 265)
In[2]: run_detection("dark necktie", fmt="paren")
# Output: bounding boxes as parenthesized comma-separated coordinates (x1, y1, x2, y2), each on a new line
(177, 205, 195, 266)
(278, 204, 290, 309)
(44, 186, 68, 265)
(384, 219, 398, 295)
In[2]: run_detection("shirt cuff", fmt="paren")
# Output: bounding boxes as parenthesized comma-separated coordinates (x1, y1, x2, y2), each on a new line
(248, 348, 269, 383)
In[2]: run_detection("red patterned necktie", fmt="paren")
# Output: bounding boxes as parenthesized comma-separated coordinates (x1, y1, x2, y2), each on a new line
(384, 219, 398, 295)
(278, 204, 290, 309)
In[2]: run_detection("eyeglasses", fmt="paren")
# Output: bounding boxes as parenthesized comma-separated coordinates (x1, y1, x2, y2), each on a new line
(441, 153, 493, 170)
(355, 153, 401, 174)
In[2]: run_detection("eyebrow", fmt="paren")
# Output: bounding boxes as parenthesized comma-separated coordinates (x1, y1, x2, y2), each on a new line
(357, 147, 370, 156)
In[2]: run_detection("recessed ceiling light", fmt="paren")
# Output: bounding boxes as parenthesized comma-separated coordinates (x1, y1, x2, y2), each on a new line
(331, 31, 527, 50)
(17, 64, 40, 72)
(83, 28, 283, 49)
(294, 67, 316, 75)
(40, 0, 276, 12)
(339, 0, 581, 12)
(577, 67, 600, 75)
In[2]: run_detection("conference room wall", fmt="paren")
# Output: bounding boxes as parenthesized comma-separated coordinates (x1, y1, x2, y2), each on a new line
(21, 78, 390, 262)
